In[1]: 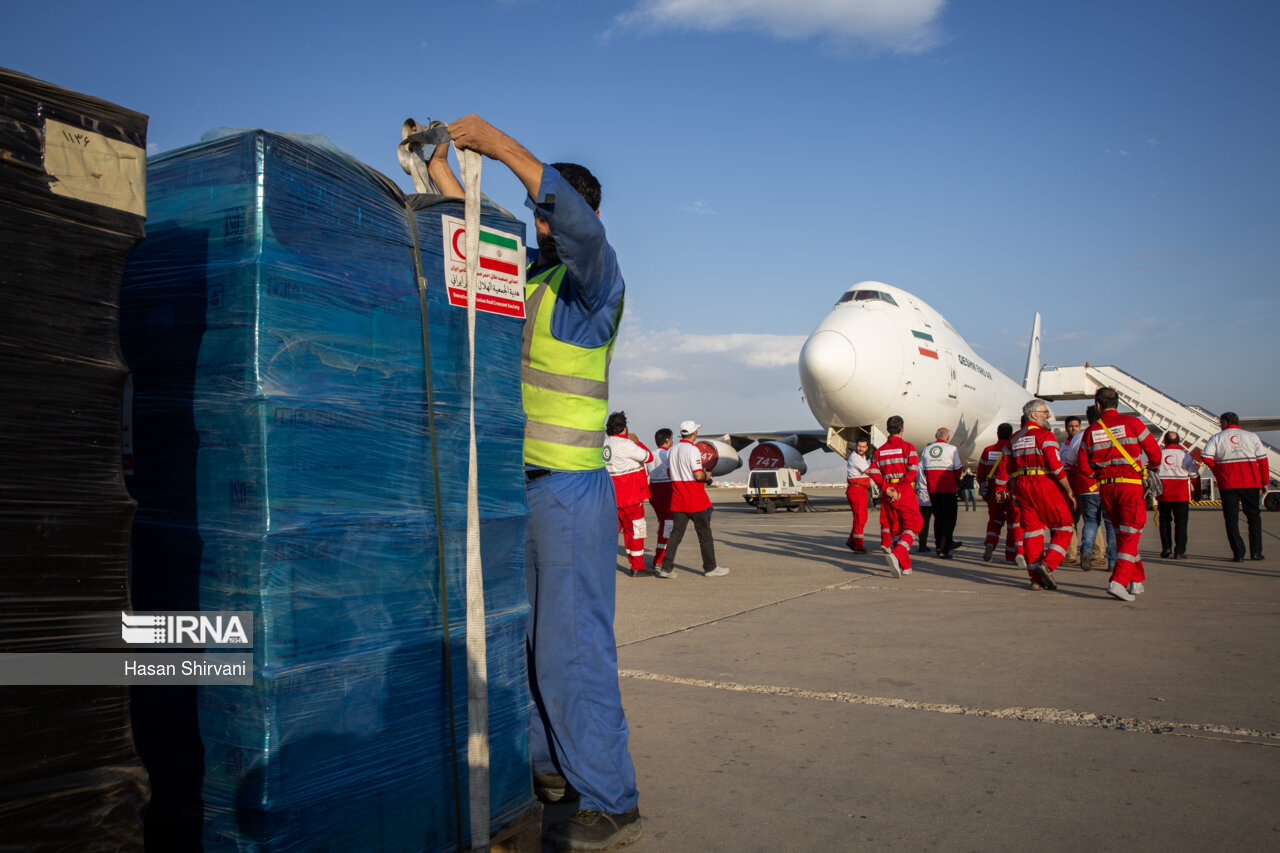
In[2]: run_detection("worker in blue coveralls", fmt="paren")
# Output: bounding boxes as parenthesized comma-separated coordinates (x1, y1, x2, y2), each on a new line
(444, 115, 641, 852)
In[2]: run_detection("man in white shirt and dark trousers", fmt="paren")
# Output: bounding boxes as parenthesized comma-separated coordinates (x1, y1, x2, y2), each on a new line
(657, 421, 730, 578)
(1201, 412, 1270, 562)
(921, 428, 963, 558)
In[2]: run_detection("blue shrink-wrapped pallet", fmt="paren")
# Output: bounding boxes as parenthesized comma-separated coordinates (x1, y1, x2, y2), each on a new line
(121, 129, 532, 851)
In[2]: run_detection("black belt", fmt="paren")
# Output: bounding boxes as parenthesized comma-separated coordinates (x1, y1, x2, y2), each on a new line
(526, 468, 551, 481)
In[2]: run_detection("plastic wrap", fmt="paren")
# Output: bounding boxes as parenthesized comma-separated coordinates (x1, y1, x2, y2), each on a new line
(0, 68, 148, 851)
(121, 129, 533, 851)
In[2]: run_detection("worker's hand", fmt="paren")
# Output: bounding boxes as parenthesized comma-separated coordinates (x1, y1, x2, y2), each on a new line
(884, 487, 898, 503)
(627, 432, 639, 443)
(448, 114, 510, 159)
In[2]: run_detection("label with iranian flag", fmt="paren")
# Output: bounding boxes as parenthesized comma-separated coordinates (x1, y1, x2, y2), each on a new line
(441, 215, 526, 318)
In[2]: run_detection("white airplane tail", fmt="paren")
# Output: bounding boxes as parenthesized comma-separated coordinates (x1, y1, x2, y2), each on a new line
(1022, 312, 1041, 394)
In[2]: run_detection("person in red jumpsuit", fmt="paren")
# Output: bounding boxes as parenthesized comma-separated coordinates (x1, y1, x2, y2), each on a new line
(646, 428, 674, 572)
(977, 422, 1024, 565)
(604, 412, 653, 577)
(1076, 387, 1161, 602)
(993, 400, 1077, 590)
(844, 437, 873, 553)
(867, 415, 923, 578)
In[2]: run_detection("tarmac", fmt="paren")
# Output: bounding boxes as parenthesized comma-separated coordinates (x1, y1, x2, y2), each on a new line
(543, 488, 1280, 852)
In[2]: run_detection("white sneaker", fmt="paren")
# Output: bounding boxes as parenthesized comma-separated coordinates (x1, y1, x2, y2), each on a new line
(901, 567, 913, 575)
(705, 566, 730, 577)
(878, 544, 891, 554)
(1128, 581, 1145, 595)
(983, 543, 995, 562)
(1107, 581, 1136, 602)
(656, 568, 677, 579)
(884, 551, 903, 578)
(1015, 554, 1028, 571)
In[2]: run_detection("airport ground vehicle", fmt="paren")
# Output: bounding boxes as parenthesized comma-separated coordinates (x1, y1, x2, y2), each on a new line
(744, 468, 809, 513)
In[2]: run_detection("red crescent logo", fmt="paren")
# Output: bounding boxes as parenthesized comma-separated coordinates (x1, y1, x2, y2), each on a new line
(452, 228, 466, 261)
(1229, 435, 1239, 445)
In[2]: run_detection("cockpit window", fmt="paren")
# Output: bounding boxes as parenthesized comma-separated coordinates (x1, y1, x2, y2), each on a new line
(836, 289, 899, 307)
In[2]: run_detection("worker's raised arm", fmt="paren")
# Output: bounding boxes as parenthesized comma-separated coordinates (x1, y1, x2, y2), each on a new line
(426, 140, 463, 197)
(448, 114, 544, 198)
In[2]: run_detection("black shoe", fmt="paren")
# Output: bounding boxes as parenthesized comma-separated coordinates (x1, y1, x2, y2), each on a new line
(845, 542, 860, 552)
(950, 540, 964, 550)
(545, 807, 642, 851)
(534, 773, 578, 805)
(1251, 554, 1265, 561)
(1033, 562, 1057, 591)
(1174, 553, 1186, 559)
(852, 547, 866, 554)
(1160, 550, 1171, 558)
(917, 546, 931, 554)
(939, 551, 953, 559)
(1232, 556, 1245, 563)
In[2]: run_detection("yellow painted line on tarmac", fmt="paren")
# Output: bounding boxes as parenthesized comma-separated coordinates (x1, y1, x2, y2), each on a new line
(620, 669, 1280, 747)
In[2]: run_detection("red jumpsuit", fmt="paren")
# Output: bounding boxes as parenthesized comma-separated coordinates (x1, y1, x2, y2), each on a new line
(868, 436, 923, 571)
(994, 424, 1074, 581)
(845, 449, 872, 549)
(647, 448, 674, 569)
(605, 436, 653, 573)
(977, 439, 1023, 563)
(1076, 410, 1161, 589)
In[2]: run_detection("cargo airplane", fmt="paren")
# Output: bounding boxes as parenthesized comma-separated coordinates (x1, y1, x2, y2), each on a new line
(700, 280, 1280, 483)
(696, 281, 1040, 475)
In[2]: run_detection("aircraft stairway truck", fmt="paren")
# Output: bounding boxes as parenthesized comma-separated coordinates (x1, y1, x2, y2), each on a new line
(1035, 363, 1280, 511)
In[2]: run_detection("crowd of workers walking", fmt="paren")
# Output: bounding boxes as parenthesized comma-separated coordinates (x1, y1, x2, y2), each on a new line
(843, 388, 1271, 602)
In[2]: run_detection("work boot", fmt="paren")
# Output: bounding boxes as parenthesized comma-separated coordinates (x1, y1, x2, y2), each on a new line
(534, 772, 579, 805)
(1079, 553, 1092, 572)
(982, 543, 995, 562)
(545, 807, 642, 851)
(1032, 562, 1057, 591)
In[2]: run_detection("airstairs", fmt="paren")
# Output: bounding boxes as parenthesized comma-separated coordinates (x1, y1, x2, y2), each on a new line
(1036, 364, 1280, 498)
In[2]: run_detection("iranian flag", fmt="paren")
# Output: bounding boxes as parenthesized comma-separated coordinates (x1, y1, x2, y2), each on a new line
(478, 229, 520, 276)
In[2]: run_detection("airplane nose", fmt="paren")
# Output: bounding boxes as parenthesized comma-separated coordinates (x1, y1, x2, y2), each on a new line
(799, 329, 856, 393)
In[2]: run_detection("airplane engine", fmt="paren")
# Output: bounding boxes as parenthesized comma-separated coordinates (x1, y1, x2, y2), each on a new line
(694, 439, 742, 476)
(747, 441, 808, 475)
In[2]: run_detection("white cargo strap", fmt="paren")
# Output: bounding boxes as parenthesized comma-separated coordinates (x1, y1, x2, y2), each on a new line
(459, 146, 491, 851)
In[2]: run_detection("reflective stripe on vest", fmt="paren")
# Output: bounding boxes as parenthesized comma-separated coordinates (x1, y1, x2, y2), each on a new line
(521, 264, 618, 470)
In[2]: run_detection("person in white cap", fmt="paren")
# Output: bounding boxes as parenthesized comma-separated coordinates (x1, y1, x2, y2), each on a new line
(656, 421, 730, 578)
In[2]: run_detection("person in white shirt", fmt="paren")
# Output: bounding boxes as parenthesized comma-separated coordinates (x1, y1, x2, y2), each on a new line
(604, 412, 653, 576)
(920, 428, 963, 557)
(844, 438, 873, 553)
(657, 420, 730, 578)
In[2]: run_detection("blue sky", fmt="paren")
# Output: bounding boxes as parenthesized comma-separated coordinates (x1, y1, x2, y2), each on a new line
(6, 0, 1276, 479)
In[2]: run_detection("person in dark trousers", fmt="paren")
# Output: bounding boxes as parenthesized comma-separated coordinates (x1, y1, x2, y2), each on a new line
(1156, 431, 1200, 558)
(1201, 412, 1269, 562)
(657, 421, 731, 578)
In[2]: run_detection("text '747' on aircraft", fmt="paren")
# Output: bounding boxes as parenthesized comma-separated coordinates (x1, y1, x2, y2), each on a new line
(699, 281, 1280, 507)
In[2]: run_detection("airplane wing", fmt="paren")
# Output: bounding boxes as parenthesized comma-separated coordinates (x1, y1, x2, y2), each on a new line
(1239, 417, 1280, 433)
(705, 430, 833, 455)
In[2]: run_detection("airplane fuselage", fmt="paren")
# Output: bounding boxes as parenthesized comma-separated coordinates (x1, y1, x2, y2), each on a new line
(798, 282, 1035, 461)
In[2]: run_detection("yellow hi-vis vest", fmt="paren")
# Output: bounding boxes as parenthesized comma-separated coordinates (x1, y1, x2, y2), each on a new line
(522, 264, 620, 470)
